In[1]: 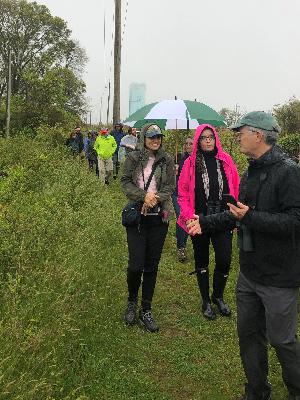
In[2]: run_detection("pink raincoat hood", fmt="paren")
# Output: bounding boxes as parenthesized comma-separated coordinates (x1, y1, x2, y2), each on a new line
(190, 124, 230, 166)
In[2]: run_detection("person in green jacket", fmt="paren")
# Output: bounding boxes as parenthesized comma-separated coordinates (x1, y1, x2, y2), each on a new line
(94, 128, 117, 184)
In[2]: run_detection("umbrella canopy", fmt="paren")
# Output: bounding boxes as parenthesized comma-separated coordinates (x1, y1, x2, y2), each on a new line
(123, 99, 226, 129)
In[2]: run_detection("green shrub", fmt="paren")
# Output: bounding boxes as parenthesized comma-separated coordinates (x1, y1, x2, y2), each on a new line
(278, 133, 300, 160)
(0, 137, 127, 399)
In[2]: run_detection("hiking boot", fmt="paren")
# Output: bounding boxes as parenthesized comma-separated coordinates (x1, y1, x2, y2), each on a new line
(138, 310, 159, 332)
(202, 302, 216, 320)
(177, 247, 187, 263)
(212, 295, 232, 316)
(124, 301, 137, 325)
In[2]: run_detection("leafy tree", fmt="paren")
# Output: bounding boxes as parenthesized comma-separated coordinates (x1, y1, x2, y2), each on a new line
(273, 98, 300, 161)
(219, 107, 243, 127)
(22, 67, 86, 126)
(0, 0, 87, 132)
(273, 97, 300, 134)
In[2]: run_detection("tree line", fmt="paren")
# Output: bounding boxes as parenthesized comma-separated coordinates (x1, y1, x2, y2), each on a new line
(0, 0, 87, 134)
(0, 0, 299, 159)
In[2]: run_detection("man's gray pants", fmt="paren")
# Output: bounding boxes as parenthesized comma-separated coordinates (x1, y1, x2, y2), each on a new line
(236, 272, 300, 397)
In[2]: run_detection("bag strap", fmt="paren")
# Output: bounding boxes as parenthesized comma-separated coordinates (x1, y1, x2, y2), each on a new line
(142, 157, 166, 192)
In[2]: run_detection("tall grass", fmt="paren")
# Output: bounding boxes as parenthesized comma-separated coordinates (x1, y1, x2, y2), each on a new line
(0, 136, 290, 399)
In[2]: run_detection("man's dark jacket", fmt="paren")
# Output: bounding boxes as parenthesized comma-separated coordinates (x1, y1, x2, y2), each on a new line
(111, 129, 123, 152)
(200, 145, 300, 288)
(75, 131, 84, 153)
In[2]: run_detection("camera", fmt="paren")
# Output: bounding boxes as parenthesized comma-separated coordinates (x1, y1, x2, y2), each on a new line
(147, 203, 161, 216)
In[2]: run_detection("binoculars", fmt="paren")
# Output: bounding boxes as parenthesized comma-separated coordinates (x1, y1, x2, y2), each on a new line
(237, 222, 254, 252)
(206, 201, 222, 216)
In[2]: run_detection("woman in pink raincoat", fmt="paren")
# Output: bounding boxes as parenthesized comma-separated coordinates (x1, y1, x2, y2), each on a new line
(178, 124, 240, 320)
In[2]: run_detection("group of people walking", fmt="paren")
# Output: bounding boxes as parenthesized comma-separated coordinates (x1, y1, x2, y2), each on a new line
(65, 123, 139, 184)
(120, 112, 300, 400)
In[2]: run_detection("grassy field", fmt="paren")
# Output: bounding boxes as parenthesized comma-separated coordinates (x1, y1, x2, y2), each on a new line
(0, 136, 294, 399)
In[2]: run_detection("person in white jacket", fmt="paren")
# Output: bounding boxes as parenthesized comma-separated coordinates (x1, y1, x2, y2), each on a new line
(118, 127, 138, 162)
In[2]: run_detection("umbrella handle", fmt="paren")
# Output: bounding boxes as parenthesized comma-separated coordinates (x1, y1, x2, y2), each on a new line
(175, 141, 179, 175)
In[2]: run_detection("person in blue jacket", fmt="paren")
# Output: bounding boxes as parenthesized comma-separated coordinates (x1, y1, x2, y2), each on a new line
(110, 123, 124, 179)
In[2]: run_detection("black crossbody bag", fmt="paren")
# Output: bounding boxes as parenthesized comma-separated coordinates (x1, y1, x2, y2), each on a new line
(121, 158, 165, 227)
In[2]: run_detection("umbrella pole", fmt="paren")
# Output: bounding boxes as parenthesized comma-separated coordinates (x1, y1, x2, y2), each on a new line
(175, 119, 178, 163)
(175, 119, 179, 175)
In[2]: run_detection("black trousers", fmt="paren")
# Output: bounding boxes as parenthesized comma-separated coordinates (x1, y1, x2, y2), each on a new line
(191, 230, 232, 302)
(126, 216, 168, 310)
(88, 158, 99, 177)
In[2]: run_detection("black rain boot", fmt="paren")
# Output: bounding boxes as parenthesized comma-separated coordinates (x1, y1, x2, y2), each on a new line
(212, 270, 231, 316)
(197, 268, 216, 320)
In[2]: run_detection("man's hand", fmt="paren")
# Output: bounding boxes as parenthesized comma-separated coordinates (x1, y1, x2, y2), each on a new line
(186, 215, 202, 236)
(228, 201, 249, 220)
(144, 192, 159, 208)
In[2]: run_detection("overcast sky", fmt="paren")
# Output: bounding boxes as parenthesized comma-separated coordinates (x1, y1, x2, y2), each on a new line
(37, 0, 300, 122)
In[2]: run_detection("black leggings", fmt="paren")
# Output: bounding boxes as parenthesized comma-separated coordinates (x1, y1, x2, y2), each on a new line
(126, 216, 168, 310)
(191, 230, 232, 302)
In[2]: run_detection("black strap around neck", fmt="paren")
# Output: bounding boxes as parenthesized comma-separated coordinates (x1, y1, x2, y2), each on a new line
(142, 158, 165, 191)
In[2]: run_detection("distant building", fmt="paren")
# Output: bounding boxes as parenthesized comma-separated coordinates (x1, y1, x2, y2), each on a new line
(129, 83, 146, 116)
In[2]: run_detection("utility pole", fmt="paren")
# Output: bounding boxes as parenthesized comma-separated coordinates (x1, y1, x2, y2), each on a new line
(99, 96, 103, 125)
(6, 49, 12, 138)
(113, 0, 121, 125)
(107, 80, 111, 125)
(234, 103, 240, 123)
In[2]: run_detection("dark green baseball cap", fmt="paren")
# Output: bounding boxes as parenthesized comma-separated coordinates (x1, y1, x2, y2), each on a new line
(231, 111, 281, 133)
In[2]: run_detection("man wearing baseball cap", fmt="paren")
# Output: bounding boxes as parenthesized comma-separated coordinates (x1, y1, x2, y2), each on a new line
(187, 111, 300, 400)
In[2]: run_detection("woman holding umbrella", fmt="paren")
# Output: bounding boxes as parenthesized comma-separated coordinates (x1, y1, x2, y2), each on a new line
(178, 124, 240, 320)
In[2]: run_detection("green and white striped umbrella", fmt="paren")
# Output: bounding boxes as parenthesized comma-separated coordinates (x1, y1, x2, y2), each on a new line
(123, 99, 226, 129)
